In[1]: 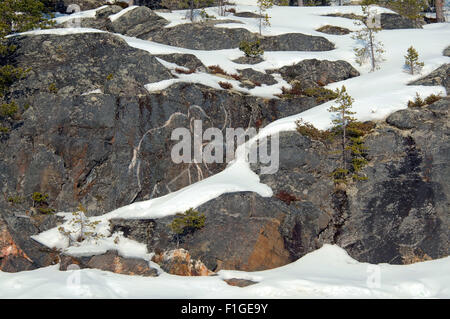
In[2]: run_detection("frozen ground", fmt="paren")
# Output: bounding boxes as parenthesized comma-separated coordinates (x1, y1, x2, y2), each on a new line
(1, 245, 449, 298)
(2, 4, 449, 298)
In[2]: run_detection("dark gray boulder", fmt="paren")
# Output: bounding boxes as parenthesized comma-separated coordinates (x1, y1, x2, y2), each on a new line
(238, 68, 277, 86)
(109, 5, 170, 39)
(233, 12, 264, 18)
(270, 59, 360, 87)
(260, 33, 335, 52)
(146, 24, 256, 50)
(380, 13, 418, 29)
(444, 46, 450, 57)
(316, 25, 351, 35)
(233, 56, 264, 65)
(95, 5, 123, 19)
(155, 53, 207, 72)
(143, 24, 335, 51)
(59, 250, 159, 276)
(386, 108, 421, 129)
(409, 64, 450, 94)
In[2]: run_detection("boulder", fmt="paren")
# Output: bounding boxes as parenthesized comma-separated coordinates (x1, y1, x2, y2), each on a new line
(109, 6, 170, 39)
(142, 24, 335, 51)
(237, 68, 277, 86)
(95, 5, 123, 19)
(0, 210, 62, 272)
(386, 108, 421, 129)
(380, 13, 418, 29)
(60, 250, 159, 276)
(409, 64, 450, 94)
(444, 46, 450, 57)
(316, 25, 351, 35)
(270, 59, 360, 87)
(152, 249, 213, 276)
(155, 53, 207, 72)
(223, 278, 258, 287)
(233, 12, 264, 18)
(260, 33, 335, 52)
(233, 56, 264, 65)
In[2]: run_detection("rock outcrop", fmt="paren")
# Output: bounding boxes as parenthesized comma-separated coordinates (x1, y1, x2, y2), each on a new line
(444, 46, 450, 57)
(269, 59, 360, 87)
(316, 25, 351, 35)
(325, 12, 418, 29)
(109, 5, 170, 39)
(380, 13, 417, 29)
(409, 64, 450, 94)
(8, 33, 173, 97)
(152, 249, 212, 276)
(59, 250, 159, 276)
(110, 98, 449, 270)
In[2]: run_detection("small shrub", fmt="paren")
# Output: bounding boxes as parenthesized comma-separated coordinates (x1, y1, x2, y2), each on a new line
(169, 208, 206, 246)
(106, 73, 114, 81)
(239, 39, 264, 58)
(219, 81, 233, 89)
(0, 65, 28, 96)
(304, 86, 339, 103)
(295, 118, 333, 141)
(279, 82, 338, 103)
(175, 67, 196, 75)
(230, 73, 242, 81)
(0, 101, 18, 118)
(275, 190, 300, 205)
(0, 126, 9, 134)
(200, 9, 215, 19)
(407, 92, 441, 108)
(208, 65, 227, 76)
(58, 204, 104, 246)
(32, 192, 48, 205)
(48, 83, 58, 94)
(424, 93, 442, 105)
(8, 195, 23, 205)
(38, 207, 55, 214)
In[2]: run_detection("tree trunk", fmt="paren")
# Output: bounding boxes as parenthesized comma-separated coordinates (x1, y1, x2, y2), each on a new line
(342, 109, 346, 170)
(369, 29, 376, 72)
(436, 0, 445, 22)
(298, 0, 303, 5)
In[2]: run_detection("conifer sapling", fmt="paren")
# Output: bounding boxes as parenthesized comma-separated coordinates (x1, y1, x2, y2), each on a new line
(404, 46, 424, 75)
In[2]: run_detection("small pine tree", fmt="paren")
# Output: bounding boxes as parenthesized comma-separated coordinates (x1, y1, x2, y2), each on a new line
(58, 204, 103, 247)
(239, 39, 264, 58)
(352, 4, 385, 72)
(328, 86, 356, 182)
(404, 46, 424, 75)
(169, 208, 206, 247)
(257, 0, 274, 35)
(390, 0, 427, 27)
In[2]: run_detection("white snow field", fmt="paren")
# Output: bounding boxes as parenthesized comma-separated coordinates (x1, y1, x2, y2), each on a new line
(1, 245, 449, 298)
(3, 4, 450, 298)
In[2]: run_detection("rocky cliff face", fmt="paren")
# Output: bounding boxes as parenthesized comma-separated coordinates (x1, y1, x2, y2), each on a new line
(0, 5, 448, 276)
(110, 98, 450, 271)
